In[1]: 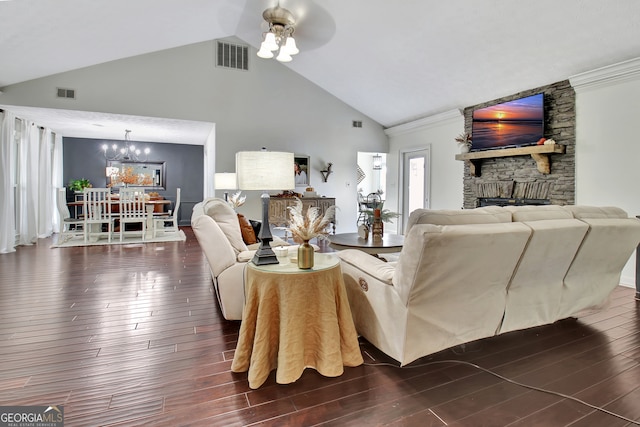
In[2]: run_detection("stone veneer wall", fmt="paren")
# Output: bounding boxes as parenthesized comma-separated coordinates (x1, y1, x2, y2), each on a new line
(462, 80, 575, 209)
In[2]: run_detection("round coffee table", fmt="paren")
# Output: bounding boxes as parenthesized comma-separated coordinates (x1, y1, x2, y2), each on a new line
(329, 232, 404, 255)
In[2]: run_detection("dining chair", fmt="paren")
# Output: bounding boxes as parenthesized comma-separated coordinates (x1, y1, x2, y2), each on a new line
(83, 188, 114, 243)
(118, 188, 147, 241)
(154, 188, 181, 238)
(56, 187, 84, 242)
(356, 192, 369, 226)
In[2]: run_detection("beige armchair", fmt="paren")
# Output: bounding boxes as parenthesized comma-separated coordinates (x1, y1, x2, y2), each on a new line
(192, 198, 296, 320)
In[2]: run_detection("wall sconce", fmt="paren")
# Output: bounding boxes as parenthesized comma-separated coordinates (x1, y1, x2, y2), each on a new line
(320, 162, 333, 182)
(372, 154, 382, 170)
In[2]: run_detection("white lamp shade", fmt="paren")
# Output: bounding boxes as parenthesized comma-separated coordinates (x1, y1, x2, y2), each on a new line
(283, 36, 299, 55)
(257, 43, 274, 59)
(236, 151, 295, 191)
(262, 32, 279, 51)
(214, 172, 237, 190)
(276, 50, 293, 62)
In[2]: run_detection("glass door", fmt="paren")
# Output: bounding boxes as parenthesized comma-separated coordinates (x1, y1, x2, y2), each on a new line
(401, 148, 430, 232)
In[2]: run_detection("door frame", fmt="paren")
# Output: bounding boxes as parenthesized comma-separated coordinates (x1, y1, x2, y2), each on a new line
(399, 146, 431, 234)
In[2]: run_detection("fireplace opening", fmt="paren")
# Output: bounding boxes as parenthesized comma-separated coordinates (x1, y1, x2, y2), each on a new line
(478, 197, 550, 207)
(474, 180, 552, 207)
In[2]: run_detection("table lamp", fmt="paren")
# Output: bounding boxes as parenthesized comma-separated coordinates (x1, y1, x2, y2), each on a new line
(236, 149, 294, 265)
(214, 172, 237, 201)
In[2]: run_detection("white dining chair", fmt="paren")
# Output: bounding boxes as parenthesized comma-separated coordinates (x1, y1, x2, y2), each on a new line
(83, 188, 114, 243)
(118, 188, 147, 241)
(56, 187, 84, 243)
(154, 188, 181, 238)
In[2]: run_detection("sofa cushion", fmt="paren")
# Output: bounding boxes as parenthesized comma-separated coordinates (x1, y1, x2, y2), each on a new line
(406, 206, 511, 231)
(562, 205, 628, 219)
(202, 198, 248, 254)
(504, 205, 574, 222)
(238, 213, 258, 244)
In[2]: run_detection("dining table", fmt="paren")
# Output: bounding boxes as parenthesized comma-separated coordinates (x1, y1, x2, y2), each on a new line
(67, 198, 171, 240)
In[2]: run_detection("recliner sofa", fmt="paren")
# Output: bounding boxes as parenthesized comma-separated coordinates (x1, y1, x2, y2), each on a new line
(337, 205, 640, 366)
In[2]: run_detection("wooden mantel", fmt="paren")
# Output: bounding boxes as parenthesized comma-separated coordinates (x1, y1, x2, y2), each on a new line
(455, 144, 566, 177)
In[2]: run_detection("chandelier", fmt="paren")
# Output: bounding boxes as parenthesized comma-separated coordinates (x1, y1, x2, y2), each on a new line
(102, 130, 150, 162)
(256, 6, 299, 63)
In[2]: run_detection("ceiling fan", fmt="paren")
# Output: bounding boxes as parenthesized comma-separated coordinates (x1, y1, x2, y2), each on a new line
(227, 0, 336, 56)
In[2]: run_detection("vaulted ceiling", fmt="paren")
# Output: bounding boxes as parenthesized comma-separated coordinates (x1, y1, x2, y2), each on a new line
(1, 0, 639, 141)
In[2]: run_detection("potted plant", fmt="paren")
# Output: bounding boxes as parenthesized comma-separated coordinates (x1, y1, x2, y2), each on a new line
(362, 208, 401, 226)
(68, 178, 92, 192)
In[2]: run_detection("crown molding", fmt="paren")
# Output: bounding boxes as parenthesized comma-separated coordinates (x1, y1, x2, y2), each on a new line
(570, 57, 640, 93)
(385, 109, 462, 137)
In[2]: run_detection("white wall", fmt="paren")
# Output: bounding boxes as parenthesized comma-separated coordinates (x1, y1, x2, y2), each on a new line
(0, 38, 389, 232)
(570, 57, 640, 287)
(385, 110, 465, 224)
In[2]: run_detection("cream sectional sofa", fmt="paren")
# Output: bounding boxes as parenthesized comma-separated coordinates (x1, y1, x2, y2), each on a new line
(337, 205, 640, 366)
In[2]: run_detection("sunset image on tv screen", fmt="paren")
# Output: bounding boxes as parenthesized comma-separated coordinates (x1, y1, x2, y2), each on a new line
(471, 93, 544, 151)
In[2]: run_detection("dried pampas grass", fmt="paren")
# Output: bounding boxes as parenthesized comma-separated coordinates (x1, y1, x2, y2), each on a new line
(227, 191, 246, 209)
(287, 197, 335, 242)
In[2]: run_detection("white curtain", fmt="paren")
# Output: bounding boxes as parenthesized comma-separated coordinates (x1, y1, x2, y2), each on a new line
(0, 114, 58, 253)
(0, 112, 17, 254)
(16, 120, 39, 246)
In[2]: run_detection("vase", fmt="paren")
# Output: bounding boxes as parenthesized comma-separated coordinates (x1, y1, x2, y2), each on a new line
(298, 240, 314, 269)
(459, 143, 471, 154)
(372, 218, 383, 242)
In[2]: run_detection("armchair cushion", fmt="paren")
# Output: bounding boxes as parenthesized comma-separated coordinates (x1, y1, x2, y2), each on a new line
(202, 198, 248, 254)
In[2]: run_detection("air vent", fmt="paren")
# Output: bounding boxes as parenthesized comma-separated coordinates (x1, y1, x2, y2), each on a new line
(352, 120, 363, 128)
(216, 41, 249, 71)
(56, 88, 76, 99)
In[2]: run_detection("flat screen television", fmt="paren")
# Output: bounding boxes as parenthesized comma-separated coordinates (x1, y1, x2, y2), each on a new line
(471, 93, 544, 151)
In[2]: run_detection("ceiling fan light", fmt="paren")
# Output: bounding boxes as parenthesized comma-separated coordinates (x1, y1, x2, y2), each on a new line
(276, 49, 292, 62)
(257, 43, 274, 58)
(283, 36, 299, 55)
(262, 32, 279, 51)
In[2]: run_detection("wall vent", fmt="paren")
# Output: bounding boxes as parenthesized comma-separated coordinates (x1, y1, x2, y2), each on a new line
(56, 88, 76, 99)
(216, 41, 249, 71)
(352, 120, 363, 128)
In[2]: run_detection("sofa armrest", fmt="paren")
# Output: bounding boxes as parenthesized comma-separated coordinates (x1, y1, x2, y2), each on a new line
(337, 249, 395, 285)
(237, 250, 256, 263)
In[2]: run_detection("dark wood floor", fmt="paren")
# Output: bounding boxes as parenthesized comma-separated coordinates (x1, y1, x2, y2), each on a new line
(1, 227, 639, 426)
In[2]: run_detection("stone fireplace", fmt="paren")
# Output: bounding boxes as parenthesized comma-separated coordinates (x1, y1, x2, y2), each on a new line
(460, 80, 575, 209)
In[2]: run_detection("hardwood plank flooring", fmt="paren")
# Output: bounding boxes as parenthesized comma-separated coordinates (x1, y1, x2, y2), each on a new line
(1, 227, 639, 426)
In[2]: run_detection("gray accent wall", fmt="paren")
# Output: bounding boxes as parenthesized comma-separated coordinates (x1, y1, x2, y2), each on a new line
(63, 137, 203, 226)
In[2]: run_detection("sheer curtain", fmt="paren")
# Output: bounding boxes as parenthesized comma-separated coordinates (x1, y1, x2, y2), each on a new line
(16, 120, 39, 246)
(0, 112, 17, 253)
(0, 112, 59, 253)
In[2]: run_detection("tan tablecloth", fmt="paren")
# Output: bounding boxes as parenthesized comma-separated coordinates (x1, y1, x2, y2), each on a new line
(231, 253, 364, 389)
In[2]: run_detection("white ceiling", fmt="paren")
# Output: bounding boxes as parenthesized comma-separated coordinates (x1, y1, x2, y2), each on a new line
(1, 0, 640, 143)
